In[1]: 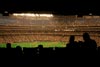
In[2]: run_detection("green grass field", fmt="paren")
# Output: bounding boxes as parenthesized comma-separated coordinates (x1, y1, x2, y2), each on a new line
(0, 42, 67, 48)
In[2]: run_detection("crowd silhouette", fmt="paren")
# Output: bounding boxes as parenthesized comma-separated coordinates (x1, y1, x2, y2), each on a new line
(0, 32, 99, 66)
(67, 32, 97, 48)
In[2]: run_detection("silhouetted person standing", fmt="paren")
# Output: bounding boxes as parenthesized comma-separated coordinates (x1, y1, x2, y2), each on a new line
(82, 33, 97, 48)
(67, 35, 78, 48)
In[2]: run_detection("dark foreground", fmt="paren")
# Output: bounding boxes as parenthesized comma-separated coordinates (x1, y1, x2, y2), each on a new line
(0, 47, 99, 66)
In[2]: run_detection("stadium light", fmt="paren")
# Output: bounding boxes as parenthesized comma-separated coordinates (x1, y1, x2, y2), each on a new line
(39, 14, 53, 17)
(13, 13, 53, 17)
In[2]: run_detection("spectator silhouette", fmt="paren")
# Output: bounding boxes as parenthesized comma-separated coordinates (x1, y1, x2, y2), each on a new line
(38, 45, 43, 49)
(67, 35, 78, 48)
(82, 32, 97, 48)
(15, 46, 23, 57)
(15, 46, 23, 65)
(6, 43, 11, 48)
(37, 45, 43, 55)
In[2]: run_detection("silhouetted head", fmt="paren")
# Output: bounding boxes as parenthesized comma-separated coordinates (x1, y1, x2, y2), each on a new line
(38, 45, 43, 48)
(83, 33, 90, 41)
(6, 43, 11, 48)
(69, 35, 75, 42)
(16, 46, 22, 52)
(16, 46, 22, 49)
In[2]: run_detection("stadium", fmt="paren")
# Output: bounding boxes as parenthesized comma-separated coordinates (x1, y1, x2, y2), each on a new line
(1, 0, 100, 66)
(0, 12, 99, 66)
(0, 12, 100, 48)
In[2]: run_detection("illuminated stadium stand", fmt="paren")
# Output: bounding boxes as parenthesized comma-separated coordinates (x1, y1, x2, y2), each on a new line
(0, 13, 100, 46)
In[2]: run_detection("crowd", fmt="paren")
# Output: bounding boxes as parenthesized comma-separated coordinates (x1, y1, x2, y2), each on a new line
(0, 32, 99, 66)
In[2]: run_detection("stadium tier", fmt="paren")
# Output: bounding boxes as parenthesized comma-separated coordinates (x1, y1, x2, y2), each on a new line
(0, 14, 100, 46)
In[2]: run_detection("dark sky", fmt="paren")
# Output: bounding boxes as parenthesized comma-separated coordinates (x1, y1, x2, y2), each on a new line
(0, 0, 99, 15)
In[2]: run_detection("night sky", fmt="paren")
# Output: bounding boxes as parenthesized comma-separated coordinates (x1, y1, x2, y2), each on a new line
(0, 0, 99, 15)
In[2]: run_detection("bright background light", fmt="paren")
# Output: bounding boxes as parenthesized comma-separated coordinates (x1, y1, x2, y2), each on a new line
(13, 13, 53, 17)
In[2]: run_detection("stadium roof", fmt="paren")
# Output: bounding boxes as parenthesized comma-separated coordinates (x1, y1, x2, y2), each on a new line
(0, 0, 99, 15)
